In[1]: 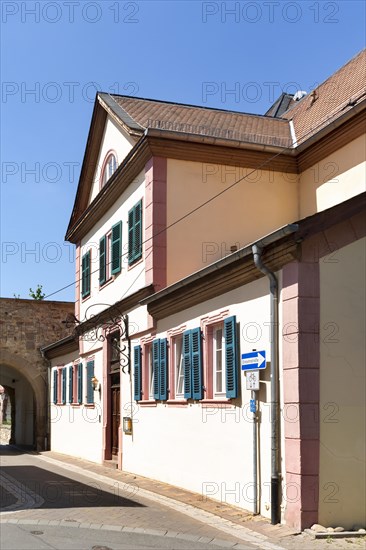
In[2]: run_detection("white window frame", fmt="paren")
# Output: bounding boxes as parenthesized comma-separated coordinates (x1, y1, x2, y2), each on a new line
(213, 324, 226, 396)
(147, 345, 154, 400)
(174, 335, 185, 398)
(101, 153, 117, 187)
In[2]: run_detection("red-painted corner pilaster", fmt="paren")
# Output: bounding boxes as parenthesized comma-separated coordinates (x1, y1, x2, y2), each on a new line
(282, 258, 320, 530)
(144, 157, 167, 291)
(75, 243, 80, 320)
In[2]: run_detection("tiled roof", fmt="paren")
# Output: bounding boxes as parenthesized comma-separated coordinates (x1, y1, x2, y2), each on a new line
(281, 49, 366, 144)
(108, 95, 293, 148)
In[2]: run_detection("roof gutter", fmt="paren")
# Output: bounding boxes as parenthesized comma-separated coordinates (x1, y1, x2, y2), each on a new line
(295, 96, 366, 152)
(144, 127, 294, 154)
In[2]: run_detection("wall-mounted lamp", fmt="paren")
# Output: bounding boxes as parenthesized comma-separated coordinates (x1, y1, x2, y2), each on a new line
(91, 376, 100, 391)
(123, 416, 132, 435)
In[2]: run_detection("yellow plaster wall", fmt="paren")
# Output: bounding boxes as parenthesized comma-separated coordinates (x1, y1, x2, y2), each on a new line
(299, 134, 366, 218)
(319, 237, 366, 528)
(166, 159, 298, 285)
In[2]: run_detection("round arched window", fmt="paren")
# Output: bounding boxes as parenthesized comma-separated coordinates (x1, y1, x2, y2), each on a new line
(101, 153, 117, 187)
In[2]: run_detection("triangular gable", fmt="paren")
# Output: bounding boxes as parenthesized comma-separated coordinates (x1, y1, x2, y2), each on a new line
(65, 94, 144, 239)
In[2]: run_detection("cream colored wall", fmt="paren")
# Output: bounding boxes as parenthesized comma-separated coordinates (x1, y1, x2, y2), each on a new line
(50, 349, 104, 464)
(166, 159, 298, 285)
(299, 134, 366, 218)
(80, 170, 146, 322)
(319, 237, 366, 528)
(88, 116, 136, 204)
(122, 277, 280, 518)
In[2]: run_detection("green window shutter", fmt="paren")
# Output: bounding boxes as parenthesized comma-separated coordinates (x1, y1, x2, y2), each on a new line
(128, 200, 142, 265)
(81, 255, 86, 296)
(128, 208, 134, 264)
(86, 360, 94, 404)
(224, 316, 238, 398)
(183, 330, 192, 399)
(153, 339, 160, 400)
(68, 365, 73, 404)
(99, 236, 106, 285)
(133, 346, 142, 401)
(77, 363, 83, 404)
(62, 368, 67, 404)
(134, 200, 142, 262)
(191, 328, 203, 400)
(81, 251, 91, 297)
(53, 370, 58, 404)
(159, 338, 168, 401)
(111, 221, 122, 275)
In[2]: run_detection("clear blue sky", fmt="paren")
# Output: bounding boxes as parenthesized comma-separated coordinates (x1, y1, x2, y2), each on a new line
(1, 0, 365, 302)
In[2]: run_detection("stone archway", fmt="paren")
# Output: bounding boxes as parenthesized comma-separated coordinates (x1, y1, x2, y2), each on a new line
(0, 351, 46, 450)
(0, 298, 74, 450)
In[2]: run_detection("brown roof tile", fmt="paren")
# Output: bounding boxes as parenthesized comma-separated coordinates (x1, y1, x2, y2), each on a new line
(109, 95, 293, 148)
(282, 49, 366, 144)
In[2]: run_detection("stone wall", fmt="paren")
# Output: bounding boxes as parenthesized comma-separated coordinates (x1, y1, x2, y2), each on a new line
(0, 298, 74, 449)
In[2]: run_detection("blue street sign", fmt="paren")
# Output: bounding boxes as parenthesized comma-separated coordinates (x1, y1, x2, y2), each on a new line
(250, 399, 256, 413)
(241, 350, 266, 370)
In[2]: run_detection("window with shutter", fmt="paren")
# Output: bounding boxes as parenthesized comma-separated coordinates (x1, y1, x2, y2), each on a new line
(86, 360, 95, 404)
(99, 235, 106, 286)
(128, 200, 143, 265)
(159, 339, 168, 401)
(183, 330, 192, 399)
(174, 335, 185, 398)
(111, 221, 122, 275)
(133, 346, 142, 401)
(81, 251, 91, 298)
(68, 365, 73, 404)
(224, 316, 238, 399)
(53, 369, 58, 404)
(77, 363, 83, 404)
(183, 329, 203, 400)
(152, 339, 160, 400)
(191, 328, 203, 400)
(61, 368, 67, 405)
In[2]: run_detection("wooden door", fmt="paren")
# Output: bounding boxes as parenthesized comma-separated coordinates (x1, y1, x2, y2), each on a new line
(111, 386, 120, 456)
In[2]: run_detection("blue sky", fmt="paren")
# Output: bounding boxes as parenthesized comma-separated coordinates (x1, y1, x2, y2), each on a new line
(1, 0, 365, 302)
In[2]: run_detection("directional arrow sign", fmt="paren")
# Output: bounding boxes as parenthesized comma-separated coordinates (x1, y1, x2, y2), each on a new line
(241, 350, 266, 371)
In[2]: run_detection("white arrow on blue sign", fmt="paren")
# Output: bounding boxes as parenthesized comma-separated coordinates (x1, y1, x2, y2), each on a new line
(241, 350, 266, 370)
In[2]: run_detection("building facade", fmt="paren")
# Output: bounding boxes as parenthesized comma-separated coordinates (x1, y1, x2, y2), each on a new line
(44, 50, 366, 530)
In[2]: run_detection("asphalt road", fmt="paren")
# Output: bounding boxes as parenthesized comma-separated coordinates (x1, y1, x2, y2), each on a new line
(0, 446, 258, 550)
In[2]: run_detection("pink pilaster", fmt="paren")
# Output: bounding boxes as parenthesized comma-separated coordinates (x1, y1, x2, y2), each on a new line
(144, 157, 167, 291)
(282, 257, 320, 530)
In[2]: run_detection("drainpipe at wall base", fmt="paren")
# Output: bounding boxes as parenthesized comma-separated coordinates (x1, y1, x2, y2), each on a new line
(252, 243, 281, 525)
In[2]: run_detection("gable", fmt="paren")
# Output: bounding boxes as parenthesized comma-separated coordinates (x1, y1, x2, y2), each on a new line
(87, 115, 137, 205)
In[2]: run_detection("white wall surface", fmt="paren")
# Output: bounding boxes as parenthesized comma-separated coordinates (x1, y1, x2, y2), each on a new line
(88, 116, 136, 204)
(50, 349, 104, 464)
(122, 277, 278, 517)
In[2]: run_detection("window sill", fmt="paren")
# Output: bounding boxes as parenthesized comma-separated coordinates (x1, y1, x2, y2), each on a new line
(99, 277, 114, 290)
(71, 403, 81, 407)
(81, 294, 91, 302)
(138, 400, 157, 407)
(127, 256, 143, 271)
(166, 400, 188, 407)
(84, 403, 95, 408)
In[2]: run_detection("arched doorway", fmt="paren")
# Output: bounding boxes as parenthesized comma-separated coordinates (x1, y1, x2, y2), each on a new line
(0, 351, 47, 450)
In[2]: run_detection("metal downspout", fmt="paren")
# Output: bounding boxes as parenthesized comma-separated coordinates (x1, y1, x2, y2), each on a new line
(252, 244, 281, 525)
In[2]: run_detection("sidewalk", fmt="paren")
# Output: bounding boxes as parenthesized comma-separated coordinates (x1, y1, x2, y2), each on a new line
(39, 450, 297, 542)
